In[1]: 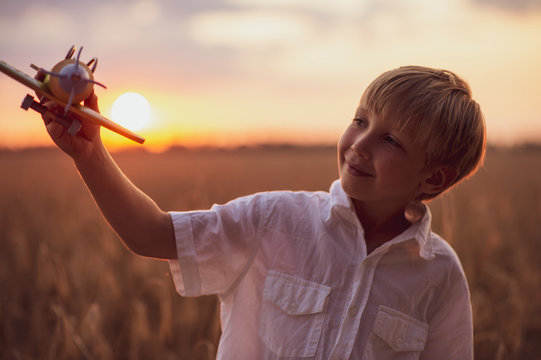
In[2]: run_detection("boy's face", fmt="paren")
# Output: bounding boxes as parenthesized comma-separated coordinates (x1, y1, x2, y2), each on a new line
(338, 104, 431, 210)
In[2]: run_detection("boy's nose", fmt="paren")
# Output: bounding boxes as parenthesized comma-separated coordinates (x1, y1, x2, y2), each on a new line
(350, 134, 371, 160)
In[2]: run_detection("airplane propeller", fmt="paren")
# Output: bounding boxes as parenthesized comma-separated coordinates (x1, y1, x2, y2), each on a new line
(38, 46, 107, 114)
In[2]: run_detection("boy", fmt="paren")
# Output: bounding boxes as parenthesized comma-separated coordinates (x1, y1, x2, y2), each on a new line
(39, 65, 485, 359)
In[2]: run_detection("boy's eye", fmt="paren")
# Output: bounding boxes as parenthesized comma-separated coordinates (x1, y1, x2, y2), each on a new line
(384, 135, 402, 148)
(353, 117, 367, 127)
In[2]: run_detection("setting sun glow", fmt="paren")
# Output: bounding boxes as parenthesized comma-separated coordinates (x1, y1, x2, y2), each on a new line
(1, 1, 541, 150)
(110, 92, 152, 131)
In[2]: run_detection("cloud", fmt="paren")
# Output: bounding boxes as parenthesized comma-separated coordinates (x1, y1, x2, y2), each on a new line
(470, 0, 541, 12)
(83, 1, 165, 50)
(0, 4, 75, 46)
(200, 0, 469, 78)
(187, 10, 316, 48)
(128, 0, 161, 26)
(226, 0, 368, 17)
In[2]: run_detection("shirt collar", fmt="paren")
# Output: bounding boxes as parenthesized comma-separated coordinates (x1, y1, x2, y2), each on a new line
(326, 179, 435, 260)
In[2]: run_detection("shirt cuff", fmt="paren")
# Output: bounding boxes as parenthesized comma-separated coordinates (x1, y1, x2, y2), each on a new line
(167, 212, 202, 297)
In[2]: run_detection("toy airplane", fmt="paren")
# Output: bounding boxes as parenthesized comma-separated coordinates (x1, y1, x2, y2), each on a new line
(0, 46, 145, 144)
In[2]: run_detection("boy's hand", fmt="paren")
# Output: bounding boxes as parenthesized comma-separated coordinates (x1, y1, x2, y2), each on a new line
(35, 70, 103, 161)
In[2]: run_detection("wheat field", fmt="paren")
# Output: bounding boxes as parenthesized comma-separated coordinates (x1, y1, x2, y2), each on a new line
(0, 145, 540, 359)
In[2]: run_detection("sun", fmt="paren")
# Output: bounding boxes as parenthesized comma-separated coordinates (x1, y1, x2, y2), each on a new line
(111, 92, 152, 131)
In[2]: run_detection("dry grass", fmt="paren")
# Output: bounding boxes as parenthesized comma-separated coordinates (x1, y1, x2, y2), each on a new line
(0, 145, 539, 359)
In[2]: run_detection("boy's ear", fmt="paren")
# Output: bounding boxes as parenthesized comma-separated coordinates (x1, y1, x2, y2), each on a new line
(421, 165, 458, 196)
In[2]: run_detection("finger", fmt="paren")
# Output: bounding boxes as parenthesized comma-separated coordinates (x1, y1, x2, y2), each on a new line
(41, 106, 65, 127)
(42, 111, 53, 125)
(45, 118, 67, 140)
(41, 101, 68, 126)
(40, 101, 56, 125)
(84, 91, 100, 112)
(42, 100, 62, 114)
(35, 69, 46, 81)
(34, 69, 47, 100)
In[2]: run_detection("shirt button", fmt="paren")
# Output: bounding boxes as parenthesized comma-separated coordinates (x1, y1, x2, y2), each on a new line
(348, 305, 359, 317)
(287, 301, 298, 313)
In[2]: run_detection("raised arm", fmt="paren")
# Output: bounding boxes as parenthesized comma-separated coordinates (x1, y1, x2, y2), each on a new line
(40, 90, 176, 259)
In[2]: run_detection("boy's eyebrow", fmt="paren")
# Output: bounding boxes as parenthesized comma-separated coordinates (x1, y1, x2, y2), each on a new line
(354, 107, 370, 117)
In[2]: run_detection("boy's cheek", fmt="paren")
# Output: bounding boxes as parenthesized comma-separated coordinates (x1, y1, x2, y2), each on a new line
(337, 150, 348, 177)
(337, 133, 351, 159)
(338, 173, 355, 196)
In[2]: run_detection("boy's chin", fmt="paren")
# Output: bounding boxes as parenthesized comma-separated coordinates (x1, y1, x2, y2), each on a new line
(339, 177, 362, 200)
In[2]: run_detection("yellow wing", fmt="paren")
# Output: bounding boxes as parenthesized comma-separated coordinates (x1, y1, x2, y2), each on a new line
(0, 59, 145, 144)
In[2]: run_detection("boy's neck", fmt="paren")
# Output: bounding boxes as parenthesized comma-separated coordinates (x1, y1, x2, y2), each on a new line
(351, 199, 412, 254)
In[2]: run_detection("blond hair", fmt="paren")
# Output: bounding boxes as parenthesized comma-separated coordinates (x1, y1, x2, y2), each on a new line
(361, 66, 486, 198)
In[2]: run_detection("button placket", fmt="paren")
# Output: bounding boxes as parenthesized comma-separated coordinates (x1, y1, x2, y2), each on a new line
(331, 252, 384, 359)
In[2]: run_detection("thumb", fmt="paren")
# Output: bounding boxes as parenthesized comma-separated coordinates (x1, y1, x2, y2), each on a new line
(84, 92, 100, 112)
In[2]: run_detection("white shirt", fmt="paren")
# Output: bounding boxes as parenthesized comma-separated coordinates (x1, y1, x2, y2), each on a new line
(168, 180, 473, 359)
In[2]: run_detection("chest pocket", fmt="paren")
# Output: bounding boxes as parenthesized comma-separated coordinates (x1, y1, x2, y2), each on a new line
(363, 305, 429, 360)
(259, 271, 331, 358)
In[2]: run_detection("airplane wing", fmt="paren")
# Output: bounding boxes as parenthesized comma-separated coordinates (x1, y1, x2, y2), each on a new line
(0, 59, 48, 94)
(0, 59, 145, 144)
(64, 103, 145, 144)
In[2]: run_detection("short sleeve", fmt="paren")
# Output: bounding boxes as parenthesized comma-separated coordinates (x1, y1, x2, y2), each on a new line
(168, 194, 264, 297)
(420, 261, 473, 360)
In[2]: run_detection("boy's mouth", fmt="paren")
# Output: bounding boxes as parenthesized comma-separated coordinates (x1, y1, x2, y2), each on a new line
(345, 159, 374, 177)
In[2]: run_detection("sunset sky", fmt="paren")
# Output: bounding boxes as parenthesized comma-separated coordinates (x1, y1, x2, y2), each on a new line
(1, 0, 540, 150)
